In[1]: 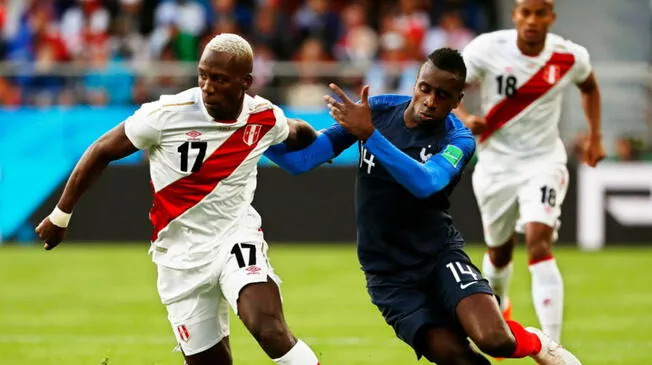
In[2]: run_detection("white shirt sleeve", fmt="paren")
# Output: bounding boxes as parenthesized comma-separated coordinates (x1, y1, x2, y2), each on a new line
(461, 34, 488, 84)
(124, 101, 164, 150)
(569, 41, 593, 84)
(271, 105, 290, 145)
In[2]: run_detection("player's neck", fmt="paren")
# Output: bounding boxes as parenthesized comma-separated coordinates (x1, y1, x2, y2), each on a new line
(517, 38, 546, 57)
(403, 107, 419, 129)
(208, 97, 245, 122)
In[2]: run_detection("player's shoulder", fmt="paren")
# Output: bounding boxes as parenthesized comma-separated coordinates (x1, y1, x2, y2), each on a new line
(247, 94, 277, 114)
(444, 113, 475, 154)
(465, 29, 515, 52)
(547, 33, 590, 58)
(145, 87, 202, 117)
(368, 94, 411, 110)
(445, 113, 471, 135)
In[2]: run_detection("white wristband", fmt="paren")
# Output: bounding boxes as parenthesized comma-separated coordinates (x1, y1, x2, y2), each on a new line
(49, 206, 72, 228)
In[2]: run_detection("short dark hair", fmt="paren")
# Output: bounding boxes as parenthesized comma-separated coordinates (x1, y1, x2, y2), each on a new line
(425, 48, 467, 84)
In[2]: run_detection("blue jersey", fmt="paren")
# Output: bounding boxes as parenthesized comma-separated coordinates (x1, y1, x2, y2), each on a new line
(264, 94, 476, 273)
(352, 95, 474, 272)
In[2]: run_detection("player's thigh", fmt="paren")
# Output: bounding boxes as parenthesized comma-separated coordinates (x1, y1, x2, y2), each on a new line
(219, 240, 283, 315)
(365, 270, 443, 357)
(431, 248, 495, 321)
(516, 165, 569, 229)
(159, 265, 231, 357)
(472, 169, 521, 247)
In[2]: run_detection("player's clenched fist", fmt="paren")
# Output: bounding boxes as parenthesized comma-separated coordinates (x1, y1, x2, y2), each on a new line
(35, 208, 69, 250)
(324, 83, 375, 140)
(583, 136, 606, 167)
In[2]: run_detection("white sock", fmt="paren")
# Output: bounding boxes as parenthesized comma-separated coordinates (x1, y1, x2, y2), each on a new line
(529, 258, 564, 343)
(273, 339, 319, 365)
(482, 252, 513, 312)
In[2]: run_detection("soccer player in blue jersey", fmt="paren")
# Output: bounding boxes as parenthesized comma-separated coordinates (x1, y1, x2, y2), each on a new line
(264, 48, 581, 365)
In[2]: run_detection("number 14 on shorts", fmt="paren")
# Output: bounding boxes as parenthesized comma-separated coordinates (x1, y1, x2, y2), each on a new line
(446, 262, 480, 289)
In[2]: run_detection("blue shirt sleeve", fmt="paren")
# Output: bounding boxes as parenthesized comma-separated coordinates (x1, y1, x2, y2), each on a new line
(363, 127, 475, 199)
(264, 123, 357, 175)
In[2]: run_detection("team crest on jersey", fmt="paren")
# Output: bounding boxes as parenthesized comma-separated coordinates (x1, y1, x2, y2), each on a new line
(243, 124, 263, 146)
(542, 65, 561, 84)
(176, 325, 190, 342)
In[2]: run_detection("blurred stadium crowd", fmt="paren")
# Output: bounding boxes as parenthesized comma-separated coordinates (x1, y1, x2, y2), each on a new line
(0, 0, 498, 107)
(0, 0, 649, 160)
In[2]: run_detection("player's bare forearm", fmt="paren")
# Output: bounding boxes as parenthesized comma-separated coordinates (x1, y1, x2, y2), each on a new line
(452, 102, 470, 122)
(57, 123, 138, 212)
(578, 72, 602, 140)
(453, 101, 486, 135)
(284, 118, 318, 151)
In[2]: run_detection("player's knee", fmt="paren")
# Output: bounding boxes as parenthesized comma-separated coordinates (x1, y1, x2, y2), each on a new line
(471, 328, 515, 358)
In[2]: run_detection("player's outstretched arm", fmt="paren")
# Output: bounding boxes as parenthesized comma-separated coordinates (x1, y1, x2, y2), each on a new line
(35, 123, 139, 250)
(265, 120, 357, 175)
(364, 128, 476, 199)
(283, 118, 319, 151)
(577, 72, 605, 167)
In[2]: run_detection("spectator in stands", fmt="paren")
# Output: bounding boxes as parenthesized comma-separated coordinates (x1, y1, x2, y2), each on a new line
(285, 37, 333, 108)
(8, 2, 71, 106)
(393, 0, 430, 60)
(60, 0, 111, 62)
(333, 3, 378, 64)
(250, 1, 293, 60)
(612, 136, 640, 161)
(364, 21, 419, 96)
(293, 0, 340, 57)
(250, 43, 277, 101)
(151, 0, 206, 61)
(208, 0, 253, 36)
(421, 10, 474, 56)
(149, 41, 186, 100)
(109, 0, 150, 63)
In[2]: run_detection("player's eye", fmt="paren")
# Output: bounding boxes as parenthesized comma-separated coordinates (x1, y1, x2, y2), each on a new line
(436, 89, 451, 99)
(419, 84, 431, 93)
(213, 76, 228, 84)
(199, 73, 207, 80)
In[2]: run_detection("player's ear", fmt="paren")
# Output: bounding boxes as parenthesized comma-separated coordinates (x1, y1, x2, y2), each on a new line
(454, 91, 464, 109)
(242, 74, 253, 91)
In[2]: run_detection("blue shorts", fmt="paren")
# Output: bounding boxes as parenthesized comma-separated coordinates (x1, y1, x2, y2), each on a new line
(365, 248, 494, 357)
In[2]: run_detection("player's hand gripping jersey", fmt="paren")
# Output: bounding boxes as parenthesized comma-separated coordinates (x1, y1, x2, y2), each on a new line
(463, 29, 592, 172)
(124, 87, 289, 269)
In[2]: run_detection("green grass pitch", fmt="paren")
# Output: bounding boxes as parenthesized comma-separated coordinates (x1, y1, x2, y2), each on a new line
(1, 243, 651, 364)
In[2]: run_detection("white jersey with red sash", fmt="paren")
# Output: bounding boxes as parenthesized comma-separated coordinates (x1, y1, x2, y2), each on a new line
(124, 87, 289, 269)
(462, 29, 592, 173)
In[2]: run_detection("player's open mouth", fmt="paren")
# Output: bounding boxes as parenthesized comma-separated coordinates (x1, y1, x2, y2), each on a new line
(419, 112, 435, 120)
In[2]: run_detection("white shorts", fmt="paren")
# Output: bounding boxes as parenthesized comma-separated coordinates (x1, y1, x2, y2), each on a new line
(157, 240, 281, 356)
(472, 164, 569, 247)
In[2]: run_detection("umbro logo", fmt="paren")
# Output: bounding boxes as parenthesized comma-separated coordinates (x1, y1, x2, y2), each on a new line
(186, 130, 202, 138)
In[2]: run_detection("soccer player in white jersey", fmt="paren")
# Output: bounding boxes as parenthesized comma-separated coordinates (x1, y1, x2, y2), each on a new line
(454, 0, 605, 344)
(35, 33, 321, 365)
